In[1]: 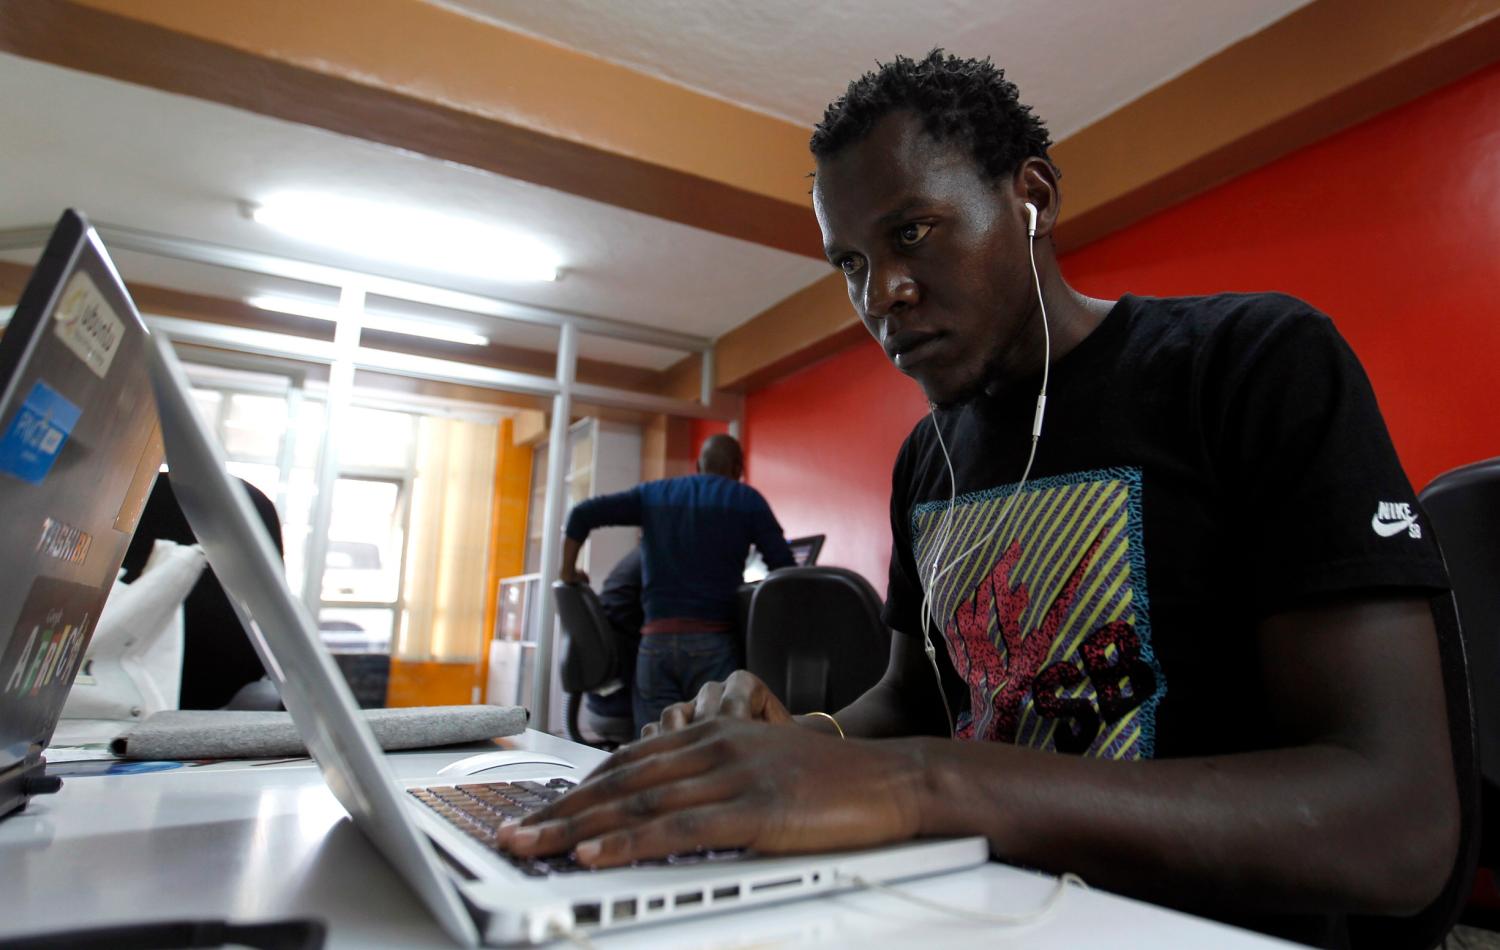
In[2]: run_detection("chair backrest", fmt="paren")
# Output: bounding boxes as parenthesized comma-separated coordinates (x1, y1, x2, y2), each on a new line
(1421, 457, 1500, 786)
(745, 566, 890, 714)
(735, 582, 757, 658)
(1347, 459, 1495, 949)
(551, 581, 619, 694)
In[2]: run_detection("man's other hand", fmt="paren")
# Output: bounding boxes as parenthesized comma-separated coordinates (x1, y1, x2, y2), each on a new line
(496, 718, 927, 868)
(643, 670, 793, 737)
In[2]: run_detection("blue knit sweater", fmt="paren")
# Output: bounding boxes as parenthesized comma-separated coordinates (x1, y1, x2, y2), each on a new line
(565, 474, 794, 622)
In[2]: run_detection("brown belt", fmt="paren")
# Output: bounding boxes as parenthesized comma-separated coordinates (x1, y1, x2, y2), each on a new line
(641, 618, 734, 636)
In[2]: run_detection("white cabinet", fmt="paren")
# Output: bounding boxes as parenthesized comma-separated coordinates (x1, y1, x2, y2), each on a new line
(506, 417, 641, 733)
(487, 573, 539, 709)
(524, 418, 643, 579)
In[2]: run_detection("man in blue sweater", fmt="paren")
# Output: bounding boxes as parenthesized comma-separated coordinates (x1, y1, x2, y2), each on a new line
(561, 434, 794, 735)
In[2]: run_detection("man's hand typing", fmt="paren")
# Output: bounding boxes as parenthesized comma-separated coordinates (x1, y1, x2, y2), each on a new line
(494, 718, 929, 868)
(643, 670, 795, 736)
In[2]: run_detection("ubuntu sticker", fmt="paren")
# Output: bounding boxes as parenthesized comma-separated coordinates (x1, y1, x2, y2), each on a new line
(53, 270, 124, 378)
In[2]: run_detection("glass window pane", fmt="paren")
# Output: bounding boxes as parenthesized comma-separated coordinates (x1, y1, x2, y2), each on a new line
(322, 477, 402, 604)
(221, 393, 288, 462)
(225, 461, 281, 512)
(318, 607, 393, 654)
(340, 406, 414, 470)
(190, 389, 222, 428)
(293, 399, 327, 469)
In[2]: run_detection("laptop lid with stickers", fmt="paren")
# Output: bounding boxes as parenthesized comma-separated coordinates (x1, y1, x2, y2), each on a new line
(0, 209, 162, 818)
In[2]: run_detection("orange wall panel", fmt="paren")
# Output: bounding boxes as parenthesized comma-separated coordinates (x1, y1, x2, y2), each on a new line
(479, 419, 532, 703)
(386, 659, 480, 708)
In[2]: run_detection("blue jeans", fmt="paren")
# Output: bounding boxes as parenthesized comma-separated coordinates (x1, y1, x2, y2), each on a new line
(633, 632, 740, 737)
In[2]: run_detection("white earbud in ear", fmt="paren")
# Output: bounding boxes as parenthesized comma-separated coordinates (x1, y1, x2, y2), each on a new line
(1024, 201, 1038, 237)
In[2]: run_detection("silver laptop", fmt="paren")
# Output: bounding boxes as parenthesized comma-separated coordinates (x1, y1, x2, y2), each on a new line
(146, 318, 987, 944)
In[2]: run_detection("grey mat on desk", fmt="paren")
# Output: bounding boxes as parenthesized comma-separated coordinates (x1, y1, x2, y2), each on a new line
(109, 705, 528, 759)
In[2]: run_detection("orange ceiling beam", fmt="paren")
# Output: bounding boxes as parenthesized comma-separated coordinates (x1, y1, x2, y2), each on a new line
(0, 0, 822, 256)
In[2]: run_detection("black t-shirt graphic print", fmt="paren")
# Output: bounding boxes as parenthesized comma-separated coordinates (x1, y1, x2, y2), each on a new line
(913, 467, 1161, 757)
(884, 293, 1448, 762)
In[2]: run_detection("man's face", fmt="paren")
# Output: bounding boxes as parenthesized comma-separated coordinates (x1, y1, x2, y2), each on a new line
(813, 112, 1037, 407)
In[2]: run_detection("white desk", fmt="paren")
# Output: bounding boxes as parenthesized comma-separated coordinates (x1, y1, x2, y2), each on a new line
(1, 730, 1297, 948)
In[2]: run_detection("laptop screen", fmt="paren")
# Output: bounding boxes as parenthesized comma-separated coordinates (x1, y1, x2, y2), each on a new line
(742, 533, 825, 583)
(787, 534, 825, 567)
(0, 210, 162, 813)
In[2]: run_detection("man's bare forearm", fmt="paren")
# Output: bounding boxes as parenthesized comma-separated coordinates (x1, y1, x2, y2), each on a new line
(823, 633, 950, 738)
(834, 680, 946, 738)
(558, 536, 583, 581)
(903, 736, 1456, 916)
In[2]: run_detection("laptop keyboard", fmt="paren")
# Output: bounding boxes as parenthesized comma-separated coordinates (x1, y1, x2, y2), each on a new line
(410, 779, 583, 876)
(410, 779, 746, 878)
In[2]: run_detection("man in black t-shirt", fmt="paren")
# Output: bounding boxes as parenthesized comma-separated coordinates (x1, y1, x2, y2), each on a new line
(886, 290, 1451, 767)
(502, 51, 1459, 945)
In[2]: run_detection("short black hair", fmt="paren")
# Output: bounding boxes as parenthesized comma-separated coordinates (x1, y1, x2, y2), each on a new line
(810, 49, 1055, 182)
(698, 434, 744, 480)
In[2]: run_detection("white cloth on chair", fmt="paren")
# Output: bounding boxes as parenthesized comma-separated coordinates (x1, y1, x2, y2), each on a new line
(55, 539, 207, 743)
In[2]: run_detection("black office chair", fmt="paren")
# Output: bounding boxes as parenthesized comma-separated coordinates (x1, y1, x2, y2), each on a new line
(551, 580, 626, 748)
(745, 566, 891, 715)
(329, 651, 391, 709)
(1346, 458, 1498, 949)
(120, 474, 282, 710)
(1421, 458, 1500, 937)
(1422, 459, 1500, 824)
(735, 581, 757, 659)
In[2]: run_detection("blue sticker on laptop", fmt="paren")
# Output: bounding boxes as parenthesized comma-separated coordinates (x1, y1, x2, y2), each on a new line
(0, 381, 82, 484)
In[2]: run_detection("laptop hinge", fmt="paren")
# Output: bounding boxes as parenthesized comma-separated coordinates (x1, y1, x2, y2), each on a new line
(1, 756, 63, 823)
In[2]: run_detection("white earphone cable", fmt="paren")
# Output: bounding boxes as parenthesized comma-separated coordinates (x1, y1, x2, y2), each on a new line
(840, 870, 1087, 926)
(918, 405, 961, 735)
(918, 208, 1051, 731)
(934, 217, 1051, 582)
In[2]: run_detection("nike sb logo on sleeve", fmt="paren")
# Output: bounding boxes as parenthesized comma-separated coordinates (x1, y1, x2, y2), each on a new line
(1371, 501, 1422, 539)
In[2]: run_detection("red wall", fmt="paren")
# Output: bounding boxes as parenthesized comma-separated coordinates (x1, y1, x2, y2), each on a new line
(744, 343, 927, 589)
(743, 60, 1500, 593)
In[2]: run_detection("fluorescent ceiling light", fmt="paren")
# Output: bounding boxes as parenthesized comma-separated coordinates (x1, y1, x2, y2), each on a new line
(249, 192, 562, 282)
(247, 295, 490, 347)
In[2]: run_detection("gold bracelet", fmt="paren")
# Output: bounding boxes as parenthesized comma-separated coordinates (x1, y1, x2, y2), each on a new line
(804, 710, 845, 739)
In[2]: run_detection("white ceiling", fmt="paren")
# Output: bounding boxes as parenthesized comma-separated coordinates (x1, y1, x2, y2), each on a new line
(438, 0, 1313, 136)
(0, 0, 1312, 373)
